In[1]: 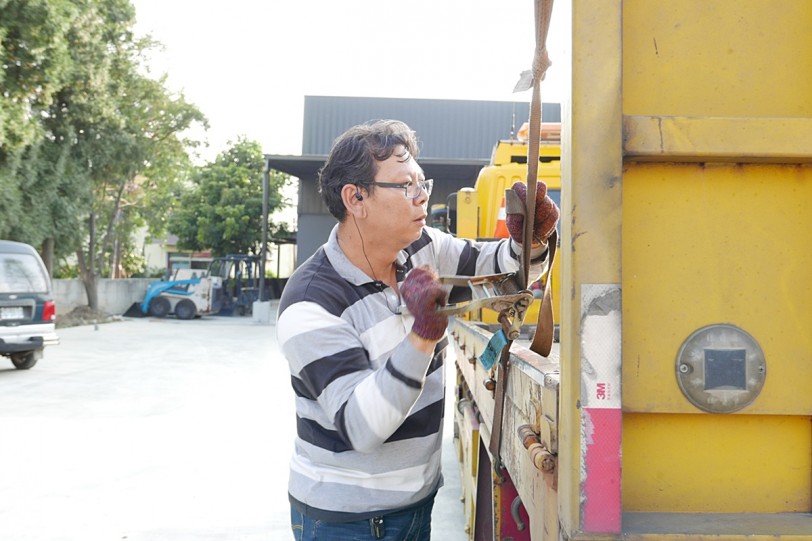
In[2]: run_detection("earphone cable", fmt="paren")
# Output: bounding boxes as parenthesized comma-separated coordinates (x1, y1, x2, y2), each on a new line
(353, 215, 400, 314)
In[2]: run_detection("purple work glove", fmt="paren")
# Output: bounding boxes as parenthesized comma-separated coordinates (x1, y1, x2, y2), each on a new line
(505, 181, 560, 245)
(401, 266, 449, 341)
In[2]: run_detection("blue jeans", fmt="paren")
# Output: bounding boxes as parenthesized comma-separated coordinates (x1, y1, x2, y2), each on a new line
(290, 497, 434, 541)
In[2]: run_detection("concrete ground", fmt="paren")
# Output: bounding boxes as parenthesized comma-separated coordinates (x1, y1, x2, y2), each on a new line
(0, 307, 467, 541)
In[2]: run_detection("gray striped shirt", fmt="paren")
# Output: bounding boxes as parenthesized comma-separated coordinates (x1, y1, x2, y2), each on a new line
(277, 224, 520, 520)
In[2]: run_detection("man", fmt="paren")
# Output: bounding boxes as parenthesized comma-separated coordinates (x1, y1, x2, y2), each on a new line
(277, 119, 558, 540)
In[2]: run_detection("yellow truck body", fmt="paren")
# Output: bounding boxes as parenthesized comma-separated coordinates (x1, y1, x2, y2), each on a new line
(451, 1, 812, 539)
(456, 130, 563, 328)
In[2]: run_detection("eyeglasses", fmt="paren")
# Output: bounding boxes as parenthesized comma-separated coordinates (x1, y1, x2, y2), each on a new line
(370, 178, 433, 199)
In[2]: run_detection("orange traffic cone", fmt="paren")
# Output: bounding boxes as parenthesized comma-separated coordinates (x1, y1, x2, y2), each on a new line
(494, 197, 509, 238)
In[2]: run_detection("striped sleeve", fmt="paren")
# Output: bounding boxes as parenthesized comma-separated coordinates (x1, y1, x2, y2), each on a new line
(278, 272, 434, 454)
(404, 228, 525, 303)
(411, 227, 521, 278)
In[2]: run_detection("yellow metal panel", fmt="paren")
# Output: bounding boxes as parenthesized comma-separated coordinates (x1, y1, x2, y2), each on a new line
(562, 0, 624, 535)
(473, 146, 561, 239)
(471, 140, 564, 326)
(622, 512, 812, 541)
(622, 413, 811, 512)
(475, 170, 518, 238)
(624, 116, 812, 163)
(454, 395, 480, 540)
(456, 188, 479, 239)
(622, 163, 812, 414)
(623, 0, 812, 117)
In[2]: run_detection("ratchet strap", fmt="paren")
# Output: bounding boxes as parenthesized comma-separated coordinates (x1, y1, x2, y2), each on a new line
(487, 231, 556, 474)
(530, 229, 557, 357)
(489, 0, 555, 474)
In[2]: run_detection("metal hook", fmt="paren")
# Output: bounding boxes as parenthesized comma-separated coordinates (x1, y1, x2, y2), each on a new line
(511, 496, 527, 531)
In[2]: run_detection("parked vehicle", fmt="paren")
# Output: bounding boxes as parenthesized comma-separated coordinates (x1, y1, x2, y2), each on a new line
(447, 121, 562, 334)
(125, 268, 223, 320)
(124, 253, 268, 319)
(0, 240, 59, 369)
(449, 1, 812, 539)
(207, 254, 267, 316)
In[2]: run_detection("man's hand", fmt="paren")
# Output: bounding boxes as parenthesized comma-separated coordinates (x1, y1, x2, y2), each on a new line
(505, 181, 560, 245)
(401, 266, 448, 341)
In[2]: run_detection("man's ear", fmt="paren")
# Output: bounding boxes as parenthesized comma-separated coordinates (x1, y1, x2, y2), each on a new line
(341, 184, 366, 218)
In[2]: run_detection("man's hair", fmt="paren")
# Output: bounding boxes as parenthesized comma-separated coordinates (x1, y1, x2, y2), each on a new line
(318, 119, 420, 221)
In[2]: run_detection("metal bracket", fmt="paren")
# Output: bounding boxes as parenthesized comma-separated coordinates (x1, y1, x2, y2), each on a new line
(436, 272, 533, 340)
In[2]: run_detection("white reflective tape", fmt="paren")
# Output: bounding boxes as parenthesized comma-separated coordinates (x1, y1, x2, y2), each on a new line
(580, 284, 622, 409)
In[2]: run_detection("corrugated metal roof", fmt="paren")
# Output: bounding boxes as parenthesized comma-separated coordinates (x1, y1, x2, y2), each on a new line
(302, 96, 561, 160)
(276, 95, 562, 266)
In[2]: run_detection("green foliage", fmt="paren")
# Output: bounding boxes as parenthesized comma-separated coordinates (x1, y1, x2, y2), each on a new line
(118, 245, 146, 276)
(53, 262, 79, 279)
(169, 138, 291, 257)
(134, 266, 166, 279)
(0, 0, 77, 246)
(0, 0, 208, 308)
(0, 0, 74, 154)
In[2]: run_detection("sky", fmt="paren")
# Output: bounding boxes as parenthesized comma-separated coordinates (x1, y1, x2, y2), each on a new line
(131, 0, 571, 163)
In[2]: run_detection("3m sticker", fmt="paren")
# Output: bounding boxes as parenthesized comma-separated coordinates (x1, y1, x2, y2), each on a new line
(580, 285, 621, 410)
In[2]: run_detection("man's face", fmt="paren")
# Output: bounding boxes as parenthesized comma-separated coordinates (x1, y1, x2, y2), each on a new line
(364, 146, 429, 249)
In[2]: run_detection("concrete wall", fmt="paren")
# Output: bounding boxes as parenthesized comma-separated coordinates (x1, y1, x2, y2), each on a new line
(53, 278, 153, 316)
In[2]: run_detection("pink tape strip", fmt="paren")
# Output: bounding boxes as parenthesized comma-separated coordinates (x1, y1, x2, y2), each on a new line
(582, 407, 622, 533)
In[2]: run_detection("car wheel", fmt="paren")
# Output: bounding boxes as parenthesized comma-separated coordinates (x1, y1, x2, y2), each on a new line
(175, 299, 197, 320)
(149, 296, 171, 318)
(11, 351, 38, 370)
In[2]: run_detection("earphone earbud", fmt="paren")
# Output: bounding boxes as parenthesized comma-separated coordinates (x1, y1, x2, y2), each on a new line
(355, 192, 364, 201)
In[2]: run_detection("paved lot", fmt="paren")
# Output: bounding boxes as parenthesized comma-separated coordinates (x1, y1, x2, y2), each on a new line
(0, 310, 467, 540)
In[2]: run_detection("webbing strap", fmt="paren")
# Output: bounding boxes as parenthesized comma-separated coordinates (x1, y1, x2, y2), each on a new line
(529, 230, 557, 357)
(489, 0, 556, 473)
(524, 0, 557, 359)
(487, 338, 513, 473)
(521, 0, 555, 286)
(487, 231, 557, 472)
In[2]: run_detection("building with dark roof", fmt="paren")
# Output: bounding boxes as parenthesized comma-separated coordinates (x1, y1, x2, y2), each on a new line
(267, 95, 560, 265)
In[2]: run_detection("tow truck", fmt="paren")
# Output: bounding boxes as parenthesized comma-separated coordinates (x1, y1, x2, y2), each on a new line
(448, 0, 812, 539)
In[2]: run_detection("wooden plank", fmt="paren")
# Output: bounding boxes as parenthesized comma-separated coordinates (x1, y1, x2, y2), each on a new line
(452, 319, 561, 540)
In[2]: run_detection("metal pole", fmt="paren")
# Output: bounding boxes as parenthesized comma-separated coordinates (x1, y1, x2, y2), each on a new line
(259, 158, 270, 301)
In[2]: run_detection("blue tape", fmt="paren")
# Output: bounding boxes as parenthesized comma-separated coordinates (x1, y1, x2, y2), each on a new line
(479, 329, 508, 370)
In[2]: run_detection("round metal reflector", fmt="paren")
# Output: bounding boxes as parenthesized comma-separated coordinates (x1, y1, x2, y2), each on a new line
(675, 324, 766, 413)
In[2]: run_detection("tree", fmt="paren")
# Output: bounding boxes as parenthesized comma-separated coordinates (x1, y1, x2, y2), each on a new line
(169, 138, 291, 257)
(0, 0, 75, 245)
(1, 0, 209, 310)
(0, 0, 73, 154)
(32, 0, 206, 309)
